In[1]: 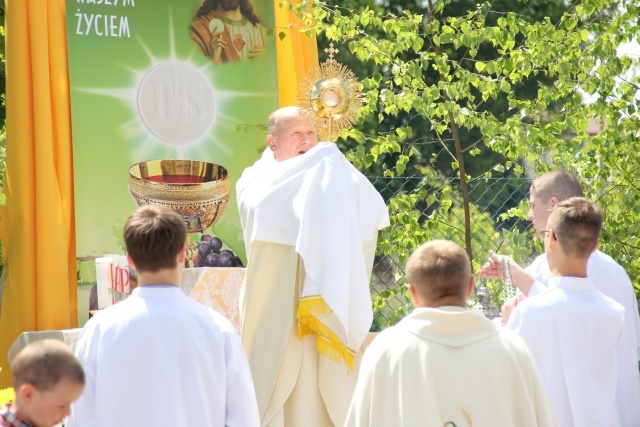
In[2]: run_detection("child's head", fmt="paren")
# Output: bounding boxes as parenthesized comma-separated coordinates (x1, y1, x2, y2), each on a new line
(11, 339, 85, 427)
(545, 197, 603, 260)
(123, 205, 187, 273)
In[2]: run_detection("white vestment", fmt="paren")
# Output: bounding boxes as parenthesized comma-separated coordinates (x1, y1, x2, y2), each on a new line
(525, 251, 640, 427)
(237, 143, 389, 426)
(345, 307, 558, 427)
(68, 286, 259, 427)
(507, 277, 625, 427)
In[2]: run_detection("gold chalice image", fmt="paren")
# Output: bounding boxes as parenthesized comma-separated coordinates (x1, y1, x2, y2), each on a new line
(128, 159, 231, 262)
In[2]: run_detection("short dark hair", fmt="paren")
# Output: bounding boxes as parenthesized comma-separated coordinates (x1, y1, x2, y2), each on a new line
(12, 339, 85, 391)
(548, 197, 602, 258)
(531, 170, 584, 203)
(123, 205, 187, 273)
(406, 240, 471, 302)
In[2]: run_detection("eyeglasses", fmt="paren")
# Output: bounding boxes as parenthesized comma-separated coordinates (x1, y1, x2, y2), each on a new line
(540, 229, 555, 240)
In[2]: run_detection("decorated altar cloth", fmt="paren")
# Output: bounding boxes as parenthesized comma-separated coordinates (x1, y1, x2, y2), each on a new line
(180, 267, 245, 332)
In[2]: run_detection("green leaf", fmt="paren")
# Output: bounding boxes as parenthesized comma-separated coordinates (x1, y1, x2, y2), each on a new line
(580, 29, 589, 42)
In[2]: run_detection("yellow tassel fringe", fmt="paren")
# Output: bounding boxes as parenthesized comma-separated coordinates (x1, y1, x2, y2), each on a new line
(297, 297, 355, 370)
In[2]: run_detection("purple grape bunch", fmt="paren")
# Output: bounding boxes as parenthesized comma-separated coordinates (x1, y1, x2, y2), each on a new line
(193, 235, 244, 268)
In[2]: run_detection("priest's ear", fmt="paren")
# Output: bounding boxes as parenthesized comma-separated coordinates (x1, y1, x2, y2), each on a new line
(466, 275, 475, 298)
(407, 282, 421, 307)
(267, 134, 277, 154)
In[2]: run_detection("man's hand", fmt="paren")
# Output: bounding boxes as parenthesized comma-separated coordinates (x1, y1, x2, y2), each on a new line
(476, 250, 503, 280)
(501, 294, 525, 326)
(476, 250, 535, 295)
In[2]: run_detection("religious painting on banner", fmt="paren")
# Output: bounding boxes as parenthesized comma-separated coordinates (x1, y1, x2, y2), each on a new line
(66, 0, 278, 269)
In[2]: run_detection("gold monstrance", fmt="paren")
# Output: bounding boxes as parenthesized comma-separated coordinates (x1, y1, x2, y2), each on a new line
(297, 43, 364, 142)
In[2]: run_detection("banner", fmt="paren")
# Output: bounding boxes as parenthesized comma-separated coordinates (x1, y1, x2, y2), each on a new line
(66, 0, 279, 262)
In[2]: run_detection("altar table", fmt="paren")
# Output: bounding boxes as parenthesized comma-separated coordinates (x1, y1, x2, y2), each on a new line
(8, 268, 245, 365)
(180, 267, 245, 331)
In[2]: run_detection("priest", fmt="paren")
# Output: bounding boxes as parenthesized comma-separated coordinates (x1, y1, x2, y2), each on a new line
(236, 106, 389, 427)
(345, 240, 558, 427)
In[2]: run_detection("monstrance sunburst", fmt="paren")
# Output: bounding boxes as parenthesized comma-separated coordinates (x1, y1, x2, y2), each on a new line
(297, 43, 363, 142)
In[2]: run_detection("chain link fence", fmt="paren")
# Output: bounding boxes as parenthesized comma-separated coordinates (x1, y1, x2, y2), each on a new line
(366, 176, 640, 330)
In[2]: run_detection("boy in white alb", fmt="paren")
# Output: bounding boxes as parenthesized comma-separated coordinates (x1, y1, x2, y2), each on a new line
(507, 197, 624, 427)
(478, 170, 640, 427)
(69, 205, 259, 427)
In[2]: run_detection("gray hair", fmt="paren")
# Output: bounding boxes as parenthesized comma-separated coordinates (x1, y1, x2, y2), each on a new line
(267, 106, 303, 137)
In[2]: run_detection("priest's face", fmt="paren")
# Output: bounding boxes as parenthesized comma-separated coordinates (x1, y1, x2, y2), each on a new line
(527, 186, 555, 238)
(268, 117, 318, 162)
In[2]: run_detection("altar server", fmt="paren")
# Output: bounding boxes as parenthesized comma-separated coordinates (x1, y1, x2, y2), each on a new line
(507, 197, 624, 426)
(345, 240, 558, 427)
(478, 170, 640, 426)
(68, 205, 259, 427)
